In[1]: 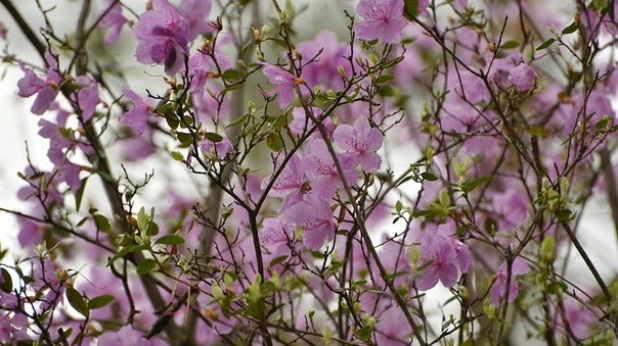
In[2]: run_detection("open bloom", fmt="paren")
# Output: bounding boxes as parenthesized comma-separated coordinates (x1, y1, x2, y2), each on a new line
(416, 232, 472, 290)
(201, 136, 234, 159)
(121, 89, 155, 135)
(261, 154, 316, 210)
(297, 30, 352, 91)
(132, 0, 189, 75)
(304, 139, 358, 200)
(508, 63, 536, 92)
(72, 76, 100, 122)
(491, 257, 530, 305)
(262, 64, 299, 109)
(178, 0, 214, 41)
(355, 0, 408, 43)
(98, 325, 153, 346)
(280, 196, 335, 251)
(333, 116, 383, 172)
(100, 0, 126, 45)
(17, 50, 63, 115)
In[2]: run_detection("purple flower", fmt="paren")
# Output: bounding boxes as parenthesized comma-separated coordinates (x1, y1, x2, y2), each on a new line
(508, 63, 536, 92)
(333, 116, 383, 172)
(355, 0, 408, 43)
(178, 0, 214, 41)
(297, 30, 352, 91)
(491, 257, 530, 305)
(416, 229, 472, 290)
(201, 136, 234, 159)
(98, 325, 153, 346)
(187, 44, 232, 92)
(121, 88, 155, 135)
(304, 139, 358, 200)
(132, 0, 189, 75)
(17, 50, 63, 115)
(261, 154, 316, 210)
(73, 76, 100, 122)
(260, 218, 297, 260)
(281, 196, 335, 251)
(100, 0, 126, 45)
(262, 64, 299, 109)
(289, 107, 334, 139)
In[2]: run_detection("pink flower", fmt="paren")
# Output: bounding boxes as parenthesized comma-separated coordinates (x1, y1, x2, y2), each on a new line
(557, 296, 598, 339)
(261, 154, 316, 210)
(262, 64, 298, 109)
(355, 0, 408, 43)
(333, 116, 383, 172)
(490, 257, 530, 305)
(132, 0, 189, 75)
(280, 196, 335, 251)
(508, 63, 536, 92)
(121, 88, 155, 135)
(201, 136, 234, 159)
(297, 30, 352, 91)
(304, 139, 358, 200)
(100, 0, 126, 45)
(260, 218, 298, 261)
(17, 50, 63, 115)
(188, 46, 232, 92)
(289, 107, 334, 139)
(0, 313, 29, 344)
(416, 224, 472, 290)
(72, 76, 100, 122)
(98, 325, 153, 346)
(178, 0, 214, 41)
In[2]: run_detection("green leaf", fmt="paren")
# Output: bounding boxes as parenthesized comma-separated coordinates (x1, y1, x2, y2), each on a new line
(155, 235, 185, 245)
(402, 0, 419, 21)
(484, 217, 498, 236)
(270, 255, 288, 267)
(205, 132, 223, 143)
(461, 175, 494, 193)
(421, 171, 438, 181)
(0, 268, 12, 293)
(137, 207, 149, 233)
(171, 151, 184, 161)
(222, 69, 245, 82)
(88, 295, 114, 310)
(94, 214, 111, 233)
(137, 258, 157, 275)
(66, 287, 89, 318)
(108, 244, 149, 265)
(536, 38, 556, 50)
(500, 40, 519, 49)
(374, 74, 395, 84)
(75, 177, 88, 212)
(266, 133, 283, 152)
(177, 133, 193, 146)
(355, 326, 373, 341)
(561, 21, 579, 35)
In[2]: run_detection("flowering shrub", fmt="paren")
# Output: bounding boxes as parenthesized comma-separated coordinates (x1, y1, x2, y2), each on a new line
(1, 0, 618, 345)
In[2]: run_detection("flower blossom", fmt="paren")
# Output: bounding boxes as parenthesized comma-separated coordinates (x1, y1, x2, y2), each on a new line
(355, 0, 408, 43)
(121, 89, 155, 135)
(491, 257, 530, 305)
(333, 116, 383, 172)
(17, 50, 63, 115)
(100, 0, 127, 45)
(262, 64, 301, 109)
(132, 0, 190, 75)
(98, 325, 153, 346)
(281, 196, 335, 251)
(304, 139, 358, 200)
(508, 63, 536, 92)
(416, 232, 472, 290)
(201, 136, 234, 160)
